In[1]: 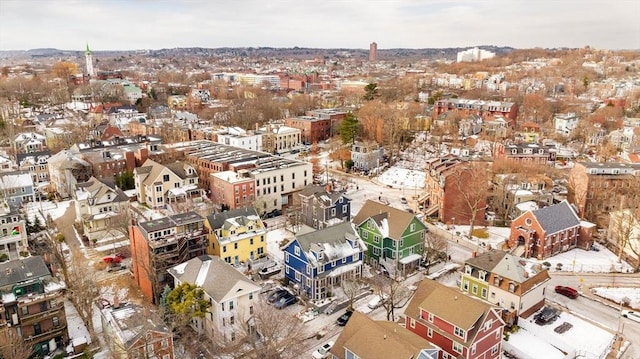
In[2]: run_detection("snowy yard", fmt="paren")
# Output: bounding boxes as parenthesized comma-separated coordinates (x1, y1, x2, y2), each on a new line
(22, 200, 72, 223)
(441, 223, 634, 273)
(266, 227, 296, 263)
(592, 287, 640, 309)
(376, 166, 425, 190)
(508, 309, 616, 359)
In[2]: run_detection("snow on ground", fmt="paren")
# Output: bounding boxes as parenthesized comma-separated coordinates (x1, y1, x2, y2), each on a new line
(376, 166, 425, 189)
(22, 200, 72, 223)
(64, 299, 92, 345)
(592, 287, 640, 309)
(440, 223, 633, 273)
(511, 309, 615, 359)
(266, 227, 295, 264)
(538, 247, 633, 273)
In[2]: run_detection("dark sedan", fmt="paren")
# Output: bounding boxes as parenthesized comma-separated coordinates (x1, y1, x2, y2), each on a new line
(267, 289, 289, 304)
(336, 310, 354, 326)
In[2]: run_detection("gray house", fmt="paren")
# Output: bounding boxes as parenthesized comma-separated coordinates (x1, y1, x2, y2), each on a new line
(351, 142, 383, 172)
(299, 185, 351, 229)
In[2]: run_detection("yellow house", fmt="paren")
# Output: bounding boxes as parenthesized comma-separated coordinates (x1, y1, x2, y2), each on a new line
(205, 207, 267, 265)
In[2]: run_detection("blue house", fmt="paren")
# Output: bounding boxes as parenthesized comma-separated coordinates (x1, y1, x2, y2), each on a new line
(283, 222, 366, 300)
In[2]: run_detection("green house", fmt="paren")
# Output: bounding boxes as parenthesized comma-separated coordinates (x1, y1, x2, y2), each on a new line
(352, 200, 427, 276)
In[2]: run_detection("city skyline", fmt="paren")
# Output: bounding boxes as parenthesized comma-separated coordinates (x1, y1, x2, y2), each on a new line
(0, 0, 639, 51)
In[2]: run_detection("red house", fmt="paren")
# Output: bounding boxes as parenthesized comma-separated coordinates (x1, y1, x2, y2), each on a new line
(405, 279, 505, 359)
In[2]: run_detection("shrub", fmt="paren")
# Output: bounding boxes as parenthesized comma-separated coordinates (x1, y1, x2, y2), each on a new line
(55, 233, 65, 243)
(0, 253, 8, 262)
(504, 332, 510, 341)
(19, 251, 29, 257)
(542, 261, 551, 267)
(472, 228, 489, 239)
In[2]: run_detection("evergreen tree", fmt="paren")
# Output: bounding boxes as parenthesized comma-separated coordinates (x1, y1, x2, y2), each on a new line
(340, 112, 360, 145)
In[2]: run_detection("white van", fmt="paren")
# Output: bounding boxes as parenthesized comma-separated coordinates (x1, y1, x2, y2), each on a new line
(367, 294, 388, 309)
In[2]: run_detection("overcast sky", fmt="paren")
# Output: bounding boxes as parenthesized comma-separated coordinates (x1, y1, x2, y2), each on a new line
(1, 0, 638, 51)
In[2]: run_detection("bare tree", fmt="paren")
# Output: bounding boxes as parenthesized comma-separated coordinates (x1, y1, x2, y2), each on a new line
(423, 232, 449, 274)
(341, 278, 367, 311)
(66, 249, 101, 343)
(449, 161, 489, 238)
(367, 272, 409, 322)
(0, 328, 33, 359)
(221, 301, 308, 359)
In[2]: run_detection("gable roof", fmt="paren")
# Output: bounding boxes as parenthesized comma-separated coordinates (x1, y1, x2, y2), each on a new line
(75, 176, 129, 203)
(405, 279, 491, 330)
(298, 185, 350, 206)
(330, 311, 437, 359)
(530, 200, 580, 235)
(465, 250, 547, 284)
(352, 200, 420, 239)
(168, 255, 260, 303)
(291, 222, 364, 265)
(206, 207, 260, 230)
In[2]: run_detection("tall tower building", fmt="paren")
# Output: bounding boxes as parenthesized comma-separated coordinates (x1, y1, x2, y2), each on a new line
(85, 43, 95, 77)
(369, 42, 377, 62)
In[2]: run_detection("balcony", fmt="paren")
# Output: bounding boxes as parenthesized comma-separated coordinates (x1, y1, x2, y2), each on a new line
(19, 302, 64, 325)
(24, 323, 67, 342)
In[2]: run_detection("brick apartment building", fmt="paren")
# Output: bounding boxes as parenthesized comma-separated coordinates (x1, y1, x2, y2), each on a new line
(432, 98, 519, 128)
(568, 162, 640, 227)
(166, 141, 312, 213)
(0, 256, 68, 357)
(210, 170, 256, 211)
(129, 212, 208, 303)
(422, 156, 487, 226)
(284, 116, 332, 144)
(493, 143, 556, 166)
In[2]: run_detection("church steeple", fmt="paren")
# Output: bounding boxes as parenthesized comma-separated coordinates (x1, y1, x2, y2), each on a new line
(85, 43, 95, 77)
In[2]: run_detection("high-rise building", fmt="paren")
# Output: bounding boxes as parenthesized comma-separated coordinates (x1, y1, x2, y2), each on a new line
(85, 43, 95, 77)
(369, 42, 377, 62)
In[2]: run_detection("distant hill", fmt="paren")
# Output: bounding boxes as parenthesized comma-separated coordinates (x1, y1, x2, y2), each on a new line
(0, 46, 515, 62)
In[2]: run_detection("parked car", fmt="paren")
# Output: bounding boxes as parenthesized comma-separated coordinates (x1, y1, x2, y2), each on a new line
(555, 285, 579, 299)
(267, 289, 289, 304)
(367, 294, 388, 310)
(621, 310, 640, 323)
(535, 307, 559, 325)
(336, 310, 354, 326)
(554, 322, 573, 334)
(107, 263, 125, 272)
(103, 254, 122, 264)
(274, 293, 297, 309)
(312, 341, 335, 359)
(400, 197, 407, 204)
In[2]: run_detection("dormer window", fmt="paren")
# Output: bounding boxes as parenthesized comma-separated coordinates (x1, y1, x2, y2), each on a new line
(465, 265, 472, 275)
(478, 270, 487, 281)
(508, 282, 516, 293)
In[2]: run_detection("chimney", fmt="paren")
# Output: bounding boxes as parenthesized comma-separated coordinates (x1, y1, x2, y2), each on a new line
(326, 183, 332, 193)
(113, 296, 120, 309)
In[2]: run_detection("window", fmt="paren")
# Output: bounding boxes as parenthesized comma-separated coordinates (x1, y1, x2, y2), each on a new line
(221, 303, 225, 311)
(428, 313, 434, 323)
(230, 316, 235, 324)
(250, 306, 254, 315)
(463, 280, 469, 291)
(471, 344, 476, 355)
(331, 208, 336, 216)
(223, 246, 227, 253)
(306, 265, 310, 275)
(342, 257, 346, 264)
(452, 342, 463, 354)
(472, 284, 478, 294)
(479, 270, 487, 281)
(229, 301, 234, 310)
(410, 223, 416, 231)
(295, 272, 301, 281)
(249, 293, 253, 300)
(454, 326, 465, 338)
(464, 265, 472, 275)
(21, 306, 28, 315)
(161, 339, 168, 349)
(373, 235, 380, 244)
(410, 318, 415, 328)
(250, 238, 254, 245)
(373, 247, 380, 255)
(481, 288, 488, 298)
(155, 185, 162, 192)
(427, 327, 433, 338)
(52, 316, 59, 327)
(285, 253, 290, 262)
(491, 344, 499, 355)
(294, 247, 300, 256)
(484, 319, 493, 331)
(234, 243, 238, 250)
(495, 329, 501, 338)
(508, 282, 516, 292)
(163, 355, 171, 359)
